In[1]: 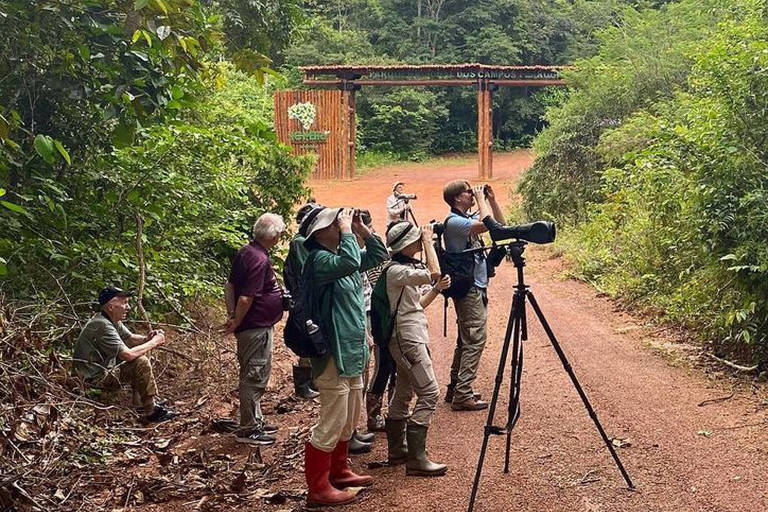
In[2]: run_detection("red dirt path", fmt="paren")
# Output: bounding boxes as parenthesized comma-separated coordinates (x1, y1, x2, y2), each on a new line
(304, 151, 768, 512)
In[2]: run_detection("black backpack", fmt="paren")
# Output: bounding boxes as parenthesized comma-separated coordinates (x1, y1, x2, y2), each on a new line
(437, 215, 476, 299)
(283, 251, 332, 358)
(283, 238, 303, 297)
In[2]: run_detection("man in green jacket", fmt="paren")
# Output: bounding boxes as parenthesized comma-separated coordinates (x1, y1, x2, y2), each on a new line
(301, 206, 388, 507)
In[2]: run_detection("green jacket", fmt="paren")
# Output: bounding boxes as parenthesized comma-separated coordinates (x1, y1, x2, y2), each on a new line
(306, 232, 388, 378)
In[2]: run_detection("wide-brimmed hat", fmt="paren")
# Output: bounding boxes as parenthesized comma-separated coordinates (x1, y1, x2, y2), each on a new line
(298, 203, 324, 237)
(304, 207, 342, 240)
(386, 221, 421, 253)
(296, 202, 321, 224)
(392, 181, 404, 192)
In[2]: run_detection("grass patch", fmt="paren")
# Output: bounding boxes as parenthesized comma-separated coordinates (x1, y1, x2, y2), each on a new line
(356, 150, 478, 175)
(356, 150, 407, 173)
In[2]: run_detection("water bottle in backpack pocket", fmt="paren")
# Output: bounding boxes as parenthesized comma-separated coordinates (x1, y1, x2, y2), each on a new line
(283, 252, 332, 358)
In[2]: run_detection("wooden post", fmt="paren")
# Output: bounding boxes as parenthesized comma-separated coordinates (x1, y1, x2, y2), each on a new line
(341, 86, 350, 180)
(348, 88, 356, 179)
(477, 80, 493, 179)
(477, 80, 485, 179)
(486, 84, 493, 179)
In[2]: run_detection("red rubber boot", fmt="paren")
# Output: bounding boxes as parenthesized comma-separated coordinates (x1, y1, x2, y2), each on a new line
(305, 442, 359, 507)
(329, 440, 374, 489)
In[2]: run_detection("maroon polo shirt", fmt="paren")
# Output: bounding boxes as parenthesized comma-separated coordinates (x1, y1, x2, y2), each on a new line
(229, 240, 283, 333)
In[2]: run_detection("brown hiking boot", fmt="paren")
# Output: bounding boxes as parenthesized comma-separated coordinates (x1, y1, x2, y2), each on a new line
(446, 383, 481, 403)
(451, 398, 489, 411)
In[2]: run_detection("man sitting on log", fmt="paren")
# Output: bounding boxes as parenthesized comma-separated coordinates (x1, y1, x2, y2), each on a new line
(73, 286, 176, 423)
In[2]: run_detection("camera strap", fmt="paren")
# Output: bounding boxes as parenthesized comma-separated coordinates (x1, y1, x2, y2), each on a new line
(387, 222, 415, 248)
(446, 211, 486, 259)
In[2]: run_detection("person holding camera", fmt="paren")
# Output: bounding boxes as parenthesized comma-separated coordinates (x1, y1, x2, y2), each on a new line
(222, 213, 287, 445)
(301, 206, 388, 507)
(386, 182, 416, 227)
(384, 221, 451, 477)
(441, 181, 505, 411)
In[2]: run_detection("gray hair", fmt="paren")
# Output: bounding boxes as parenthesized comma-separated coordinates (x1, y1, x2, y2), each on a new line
(252, 213, 286, 240)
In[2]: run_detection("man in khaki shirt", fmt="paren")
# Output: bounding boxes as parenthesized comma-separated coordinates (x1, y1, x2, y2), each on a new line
(383, 221, 450, 477)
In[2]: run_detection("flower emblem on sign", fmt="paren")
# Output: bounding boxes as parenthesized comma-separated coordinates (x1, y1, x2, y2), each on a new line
(287, 102, 316, 130)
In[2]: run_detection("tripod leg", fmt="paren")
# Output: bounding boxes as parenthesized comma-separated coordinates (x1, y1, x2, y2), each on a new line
(407, 208, 419, 227)
(504, 292, 524, 473)
(526, 291, 635, 489)
(467, 293, 520, 512)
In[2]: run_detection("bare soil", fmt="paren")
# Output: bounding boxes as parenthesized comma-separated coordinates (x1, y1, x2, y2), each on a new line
(304, 151, 768, 512)
(61, 151, 767, 512)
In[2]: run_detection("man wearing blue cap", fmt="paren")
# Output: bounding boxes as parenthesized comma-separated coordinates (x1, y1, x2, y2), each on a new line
(73, 285, 175, 423)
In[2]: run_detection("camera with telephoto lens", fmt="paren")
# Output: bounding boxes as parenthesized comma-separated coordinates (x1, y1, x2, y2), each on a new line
(482, 217, 556, 244)
(396, 193, 417, 203)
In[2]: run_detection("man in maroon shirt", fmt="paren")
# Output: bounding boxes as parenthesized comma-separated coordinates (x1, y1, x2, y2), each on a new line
(223, 213, 286, 445)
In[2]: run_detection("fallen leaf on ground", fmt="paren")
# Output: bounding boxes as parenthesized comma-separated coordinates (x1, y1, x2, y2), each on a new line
(13, 420, 36, 442)
(154, 438, 172, 450)
(611, 437, 632, 448)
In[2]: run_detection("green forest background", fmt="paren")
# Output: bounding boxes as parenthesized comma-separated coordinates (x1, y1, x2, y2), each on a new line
(2, 0, 767, 362)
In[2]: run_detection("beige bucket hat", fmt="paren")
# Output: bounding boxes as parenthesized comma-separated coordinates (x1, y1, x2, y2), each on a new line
(304, 207, 342, 240)
(386, 221, 421, 253)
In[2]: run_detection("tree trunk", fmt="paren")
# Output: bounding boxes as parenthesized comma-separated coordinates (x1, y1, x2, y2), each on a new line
(135, 213, 151, 326)
(417, 0, 422, 40)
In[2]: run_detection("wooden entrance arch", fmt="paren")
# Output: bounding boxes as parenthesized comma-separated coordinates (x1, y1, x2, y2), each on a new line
(276, 64, 568, 179)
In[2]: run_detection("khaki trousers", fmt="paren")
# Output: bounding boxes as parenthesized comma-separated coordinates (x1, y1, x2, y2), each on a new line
(98, 356, 158, 411)
(388, 336, 439, 427)
(309, 358, 364, 452)
(450, 286, 488, 403)
(236, 327, 273, 429)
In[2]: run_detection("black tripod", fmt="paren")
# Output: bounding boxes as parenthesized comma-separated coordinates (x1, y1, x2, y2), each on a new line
(406, 204, 419, 227)
(467, 241, 634, 512)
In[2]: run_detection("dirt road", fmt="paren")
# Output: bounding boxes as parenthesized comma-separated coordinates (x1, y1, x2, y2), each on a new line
(306, 151, 768, 512)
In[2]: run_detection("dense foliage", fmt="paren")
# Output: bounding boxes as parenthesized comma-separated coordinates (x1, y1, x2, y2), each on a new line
(4, 0, 766, 361)
(0, 1, 311, 312)
(521, 0, 768, 360)
(285, 0, 637, 158)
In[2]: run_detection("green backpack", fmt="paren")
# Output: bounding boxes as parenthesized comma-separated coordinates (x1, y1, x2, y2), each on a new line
(370, 264, 405, 346)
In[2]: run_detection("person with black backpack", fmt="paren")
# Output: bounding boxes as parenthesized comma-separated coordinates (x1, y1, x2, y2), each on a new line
(376, 221, 450, 477)
(441, 181, 506, 411)
(283, 202, 321, 400)
(300, 206, 388, 508)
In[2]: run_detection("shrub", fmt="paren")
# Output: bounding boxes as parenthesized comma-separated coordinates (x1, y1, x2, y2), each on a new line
(563, 5, 768, 360)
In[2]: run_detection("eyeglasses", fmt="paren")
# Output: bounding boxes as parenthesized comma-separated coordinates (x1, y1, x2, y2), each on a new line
(459, 189, 472, 196)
